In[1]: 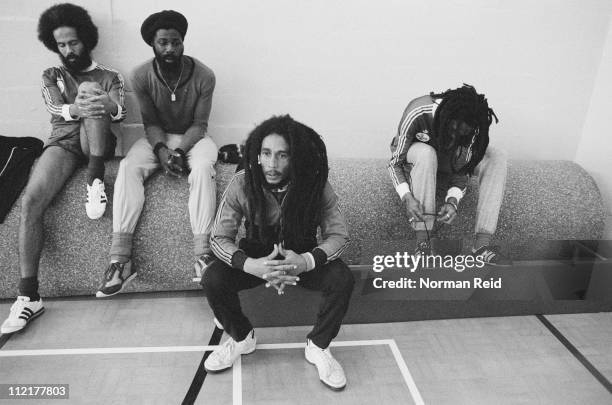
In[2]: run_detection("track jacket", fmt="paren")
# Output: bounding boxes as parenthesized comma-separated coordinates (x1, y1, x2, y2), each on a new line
(388, 95, 469, 204)
(211, 171, 350, 270)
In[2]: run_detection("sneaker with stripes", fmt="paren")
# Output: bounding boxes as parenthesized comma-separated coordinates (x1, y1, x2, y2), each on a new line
(86, 178, 107, 220)
(1, 296, 45, 334)
(193, 254, 215, 280)
(472, 245, 513, 266)
(96, 260, 136, 298)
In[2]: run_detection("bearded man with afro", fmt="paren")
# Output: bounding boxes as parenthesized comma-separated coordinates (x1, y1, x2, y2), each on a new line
(1, 3, 126, 335)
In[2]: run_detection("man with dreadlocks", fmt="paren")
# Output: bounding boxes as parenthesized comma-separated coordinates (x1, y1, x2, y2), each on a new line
(202, 115, 353, 390)
(1, 3, 126, 334)
(388, 84, 511, 265)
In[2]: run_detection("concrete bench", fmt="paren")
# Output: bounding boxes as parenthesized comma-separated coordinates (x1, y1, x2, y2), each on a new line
(0, 158, 606, 303)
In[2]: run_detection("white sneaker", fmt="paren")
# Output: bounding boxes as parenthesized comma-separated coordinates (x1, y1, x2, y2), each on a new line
(86, 179, 107, 219)
(305, 339, 347, 390)
(204, 330, 256, 372)
(1, 296, 45, 334)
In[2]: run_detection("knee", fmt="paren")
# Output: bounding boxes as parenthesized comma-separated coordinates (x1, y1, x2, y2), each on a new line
(191, 138, 218, 164)
(201, 261, 228, 294)
(410, 143, 438, 167)
(20, 190, 45, 220)
(78, 81, 102, 94)
(326, 261, 355, 293)
(117, 157, 139, 178)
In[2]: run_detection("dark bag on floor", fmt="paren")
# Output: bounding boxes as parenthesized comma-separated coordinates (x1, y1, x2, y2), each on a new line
(0, 135, 44, 223)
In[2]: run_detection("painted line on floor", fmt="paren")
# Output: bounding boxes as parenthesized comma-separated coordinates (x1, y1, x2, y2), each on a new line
(0, 333, 12, 350)
(0, 339, 399, 357)
(2, 338, 425, 404)
(537, 314, 612, 394)
(388, 339, 425, 405)
(233, 356, 242, 405)
(224, 339, 423, 405)
(182, 325, 224, 405)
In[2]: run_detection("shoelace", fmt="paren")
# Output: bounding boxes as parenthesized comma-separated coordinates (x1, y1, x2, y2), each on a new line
(320, 348, 341, 375)
(104, 262, 122, 280)
(217, 338, 236, 359)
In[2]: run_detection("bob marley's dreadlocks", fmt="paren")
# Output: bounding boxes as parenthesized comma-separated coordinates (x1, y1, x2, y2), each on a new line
(38, 3, 99, 53)
(243, 115, 329, 251)
(430, 84, 498, 175)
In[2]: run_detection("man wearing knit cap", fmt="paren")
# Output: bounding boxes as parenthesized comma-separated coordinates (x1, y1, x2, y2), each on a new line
(96, 10, 218, 297)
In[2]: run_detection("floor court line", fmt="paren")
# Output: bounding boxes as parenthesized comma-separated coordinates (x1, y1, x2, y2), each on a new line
(225, 339, 423, 405)
(183, 325, 224, 404)
(0, 333, 11, 350)
(233, 356, 242, 405)
(388, 340, 425, 405)
(537, 314, 612, 394)
(1, 339, 424, 404)
(0, 339, 399, 357)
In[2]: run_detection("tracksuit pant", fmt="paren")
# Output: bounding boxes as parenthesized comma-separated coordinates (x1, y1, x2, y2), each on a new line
(110, 135, 218, 261)
(406, 143, 507, 234)
(202, 255, 354, 349)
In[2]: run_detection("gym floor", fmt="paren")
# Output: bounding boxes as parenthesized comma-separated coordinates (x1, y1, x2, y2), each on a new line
(0, 293, 611, 404)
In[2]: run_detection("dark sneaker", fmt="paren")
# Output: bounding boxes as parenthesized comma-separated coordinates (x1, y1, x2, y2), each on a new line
(472, 245, 513, 266)
(96, 261, 137, 298)
(194, 254, 215, 280)
(413, 240, 436, 269)
(414, 241, 433, 257)
(1, 296, 44, 334)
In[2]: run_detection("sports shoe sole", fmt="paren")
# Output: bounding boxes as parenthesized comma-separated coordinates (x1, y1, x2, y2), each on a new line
(204, 346, 256, 373)
(95, 272, 138, 298)
(1, 307, 45, 335)
(305, 351, 346, 391)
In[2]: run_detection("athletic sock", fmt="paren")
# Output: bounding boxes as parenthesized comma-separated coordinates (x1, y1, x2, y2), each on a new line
(18, 276, 40, 301)
(473, 233, 493, 251)
(415, 230, 428, 243)
(87, 155, 105, 186)
(110, 255, 130, 264)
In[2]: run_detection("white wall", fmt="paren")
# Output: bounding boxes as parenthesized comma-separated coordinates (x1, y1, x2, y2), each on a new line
(1, 0, 612, 163)
(575, 20, 612, 238)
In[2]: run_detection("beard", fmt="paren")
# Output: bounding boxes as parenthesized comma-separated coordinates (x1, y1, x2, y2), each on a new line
(60, 51, 92, 73)
(154, 47, 183, 73)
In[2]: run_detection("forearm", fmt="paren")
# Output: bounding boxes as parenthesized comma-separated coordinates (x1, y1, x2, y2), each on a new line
(178, 124, 206, 153)
(144, 125, 167, 150)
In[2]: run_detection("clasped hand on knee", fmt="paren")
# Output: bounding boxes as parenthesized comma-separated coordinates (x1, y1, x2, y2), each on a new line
(73, 86, 115, 119)
(243, 244, 307, 295)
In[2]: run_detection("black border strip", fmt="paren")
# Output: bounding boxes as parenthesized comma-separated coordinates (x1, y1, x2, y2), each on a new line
(182, 326, 224, 404)
(537, 314, 612, 394)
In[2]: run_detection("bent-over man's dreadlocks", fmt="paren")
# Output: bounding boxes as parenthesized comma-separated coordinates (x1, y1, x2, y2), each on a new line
(38, 3, 99, 53)
(243, 115, 329, 251)
(430, 84, 498, 175)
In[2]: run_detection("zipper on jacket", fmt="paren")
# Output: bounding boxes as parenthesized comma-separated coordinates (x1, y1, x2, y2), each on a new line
(0, 147, 17, 177)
